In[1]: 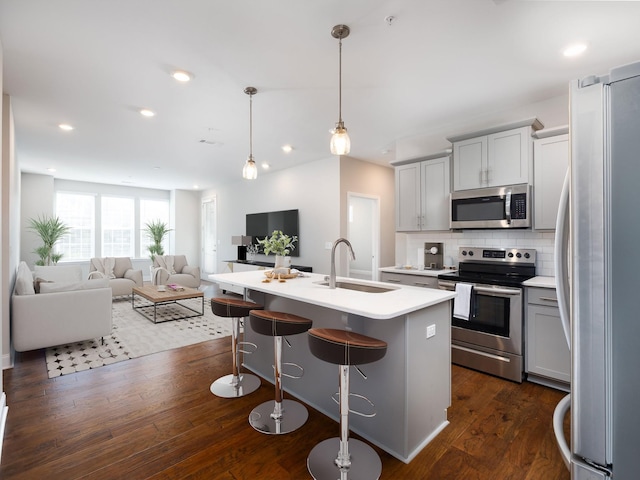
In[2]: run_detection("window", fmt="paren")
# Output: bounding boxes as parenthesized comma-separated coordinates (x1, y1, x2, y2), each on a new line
(101, 196, 135, 257)
(56, 192, 95, 260)
(55, 187, 170, 261)
(140, 199, 171, 258)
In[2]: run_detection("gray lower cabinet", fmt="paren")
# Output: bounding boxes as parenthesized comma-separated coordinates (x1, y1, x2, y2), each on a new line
(525, 286, 570, 390)
(380, 271, 438, 289)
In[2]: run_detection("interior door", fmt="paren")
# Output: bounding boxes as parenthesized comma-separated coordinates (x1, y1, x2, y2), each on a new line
(201, 197, 217, 275)
(346, 193, 379, 280)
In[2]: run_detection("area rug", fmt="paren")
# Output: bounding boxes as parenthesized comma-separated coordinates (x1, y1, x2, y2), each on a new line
(45, 297, 232, 378)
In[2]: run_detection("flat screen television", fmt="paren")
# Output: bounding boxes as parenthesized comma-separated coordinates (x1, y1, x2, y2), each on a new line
(246, 209, 299, 257)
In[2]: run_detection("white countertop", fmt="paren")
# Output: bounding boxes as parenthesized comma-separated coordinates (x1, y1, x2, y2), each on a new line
(522, 276, 556, 288)
(209, 271, 455, 320)
(379, 266, 453, 277)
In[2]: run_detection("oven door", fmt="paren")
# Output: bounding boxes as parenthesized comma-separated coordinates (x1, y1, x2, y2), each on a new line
(438, 280, 523, 356)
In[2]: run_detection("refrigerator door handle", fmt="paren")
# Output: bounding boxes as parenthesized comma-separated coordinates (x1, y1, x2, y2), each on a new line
(554, 169, 571, 349)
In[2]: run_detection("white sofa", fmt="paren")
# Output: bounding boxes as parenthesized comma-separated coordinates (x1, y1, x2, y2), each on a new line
(11, 262, 113, 352)
(152, 255, 201, 289)
(89, 257, 143, 297)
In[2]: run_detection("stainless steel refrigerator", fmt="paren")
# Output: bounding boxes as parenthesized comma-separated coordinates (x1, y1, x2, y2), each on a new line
(553, 61, 640, 479)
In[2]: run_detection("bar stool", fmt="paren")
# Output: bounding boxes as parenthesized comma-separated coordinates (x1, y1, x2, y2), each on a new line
(209, 297, 263, 398)
(306, 328, 387, 480)
(248, 310, 313, 435)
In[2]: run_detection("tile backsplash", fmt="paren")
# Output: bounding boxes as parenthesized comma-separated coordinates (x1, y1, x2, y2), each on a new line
(397, 230, 556, 277)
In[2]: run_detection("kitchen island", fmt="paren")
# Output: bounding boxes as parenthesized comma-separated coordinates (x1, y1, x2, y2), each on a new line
(208, 271, 455, 463)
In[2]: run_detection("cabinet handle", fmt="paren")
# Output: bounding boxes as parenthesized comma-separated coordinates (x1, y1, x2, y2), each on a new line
(539, 296, 558, 303)
(486, 167, 491, 184)
(413, 282, 432, 288)
(385, 279, 402, 283)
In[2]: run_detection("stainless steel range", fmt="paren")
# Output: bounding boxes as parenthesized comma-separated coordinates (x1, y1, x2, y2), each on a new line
(437, 247, 536, 382)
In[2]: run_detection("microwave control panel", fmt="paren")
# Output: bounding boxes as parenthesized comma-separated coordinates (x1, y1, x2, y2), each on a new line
(512, 193, 527, 219)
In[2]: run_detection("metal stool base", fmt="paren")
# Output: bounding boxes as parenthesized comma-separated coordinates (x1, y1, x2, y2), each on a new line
(210, 373, 261, 398)
(249, 399, 308, 435)
(307, 437, 382, 480)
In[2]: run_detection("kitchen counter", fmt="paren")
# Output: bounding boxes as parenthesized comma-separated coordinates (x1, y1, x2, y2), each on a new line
(208, 271, 455, 463)
(379, 266, 453, 277)
(522, 276, 556, 288)
(210, 271, 454, 319)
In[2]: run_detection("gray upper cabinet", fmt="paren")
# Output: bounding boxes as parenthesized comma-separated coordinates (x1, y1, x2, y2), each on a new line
(394, 154, 450, 232)
(533, 127, 569, 230)
(449, 118, 543, 191)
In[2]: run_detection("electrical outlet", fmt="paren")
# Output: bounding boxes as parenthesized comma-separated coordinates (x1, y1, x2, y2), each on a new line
(426, 324, 436, 339)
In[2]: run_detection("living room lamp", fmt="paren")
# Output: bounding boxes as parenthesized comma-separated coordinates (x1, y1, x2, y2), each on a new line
(330, 24, 351, 156)
(242, 86, 258, 180)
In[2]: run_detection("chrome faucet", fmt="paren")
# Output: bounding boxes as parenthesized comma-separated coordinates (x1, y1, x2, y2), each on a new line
(329, 238, 356, 289)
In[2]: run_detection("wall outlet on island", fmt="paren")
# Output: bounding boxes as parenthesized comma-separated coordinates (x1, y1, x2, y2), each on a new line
(426, 324, 436, 339)
(325, 242, 333, 250)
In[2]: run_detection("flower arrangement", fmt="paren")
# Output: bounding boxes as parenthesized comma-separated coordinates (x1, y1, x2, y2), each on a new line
(257, 230, 298, 256)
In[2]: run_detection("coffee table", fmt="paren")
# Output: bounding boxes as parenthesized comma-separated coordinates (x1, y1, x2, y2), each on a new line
(132, 285, 204, 323)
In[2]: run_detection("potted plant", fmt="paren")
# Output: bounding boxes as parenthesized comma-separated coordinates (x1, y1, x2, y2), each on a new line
(143, 220, 172, 260)
(257, 230, 297, 272)
(28, 215, 71, 266)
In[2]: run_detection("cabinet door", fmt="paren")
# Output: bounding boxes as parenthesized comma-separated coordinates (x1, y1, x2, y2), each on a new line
(421, 156, 450, 230)
(534, 134, 569, 229)
(453, 136, 487, 190)
(526, 304, 571, 383)
(395, 163, 421, 231)
(487, 127, 530, 187)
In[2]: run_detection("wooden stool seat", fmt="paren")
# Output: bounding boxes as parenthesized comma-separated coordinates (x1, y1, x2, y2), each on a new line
(250, 310, 314, 337)
(307, 328, 387, 366)
(211, 297, 262, 318)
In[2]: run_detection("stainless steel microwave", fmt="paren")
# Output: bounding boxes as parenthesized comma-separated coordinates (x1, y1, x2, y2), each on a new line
(450, 184, 531, 229)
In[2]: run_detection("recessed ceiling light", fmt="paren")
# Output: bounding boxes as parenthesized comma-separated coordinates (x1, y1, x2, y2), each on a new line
(193, 184, 199, 189)
(172, 70, 192, 82)
(47, 167, 56, 172)
(261, 162, 270, 170)
(282, 145, 293, 153)
(140, 109, 156, 117)
(563, 43, 587, 57)
(58, 124, 74, 131)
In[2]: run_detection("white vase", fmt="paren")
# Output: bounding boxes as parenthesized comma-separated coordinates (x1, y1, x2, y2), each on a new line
(274, 255, 291, 274)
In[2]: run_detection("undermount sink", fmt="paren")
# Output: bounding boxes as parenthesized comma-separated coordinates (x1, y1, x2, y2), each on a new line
(315, 280, 396, 293)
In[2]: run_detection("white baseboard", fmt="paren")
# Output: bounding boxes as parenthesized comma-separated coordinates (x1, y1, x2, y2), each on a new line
(2, 352, 13, 370)
(0, 393, 8, 463)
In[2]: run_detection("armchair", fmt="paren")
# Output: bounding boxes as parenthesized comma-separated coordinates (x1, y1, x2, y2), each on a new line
(152, 255, 200, 289)
(89, 257, 143, 297)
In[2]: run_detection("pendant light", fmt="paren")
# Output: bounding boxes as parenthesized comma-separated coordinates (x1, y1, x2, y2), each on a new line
(330, 24, 350, 156)
(242, 86, 258, 180)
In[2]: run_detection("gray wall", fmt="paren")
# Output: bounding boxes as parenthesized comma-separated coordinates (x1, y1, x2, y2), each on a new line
(202, 156, 342, 276)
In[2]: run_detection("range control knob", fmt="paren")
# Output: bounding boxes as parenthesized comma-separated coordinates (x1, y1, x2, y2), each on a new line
(508, 252, 514, 258)
(461, 250, 467, 256)
(468, 251, 474, 256)
(524, 252, 530, 259)
(516, 252, 522, 258)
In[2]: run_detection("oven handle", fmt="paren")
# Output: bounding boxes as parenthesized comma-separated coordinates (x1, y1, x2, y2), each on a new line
(438, 281, 521, 296)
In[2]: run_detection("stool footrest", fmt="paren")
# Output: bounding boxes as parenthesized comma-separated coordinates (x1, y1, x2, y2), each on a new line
(238, 341, 257, 355)
(281, 362, 304, 379)
(331, 392, 377, 418)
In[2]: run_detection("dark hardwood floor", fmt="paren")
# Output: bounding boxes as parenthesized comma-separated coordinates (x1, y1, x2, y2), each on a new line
(1, 329, 570, 479)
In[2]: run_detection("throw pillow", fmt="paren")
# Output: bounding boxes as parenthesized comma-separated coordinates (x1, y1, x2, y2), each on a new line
(15, 261, 36, 295)
(34, 277, 53, 294)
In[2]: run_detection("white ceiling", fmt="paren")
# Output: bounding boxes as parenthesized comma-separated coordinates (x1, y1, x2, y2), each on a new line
(1, 0, 640, 191)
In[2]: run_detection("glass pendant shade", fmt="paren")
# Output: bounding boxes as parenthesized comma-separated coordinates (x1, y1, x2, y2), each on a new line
(243, 156, 258, 180)
(242, 86, 258, 179)
(330, 123, 351, 155)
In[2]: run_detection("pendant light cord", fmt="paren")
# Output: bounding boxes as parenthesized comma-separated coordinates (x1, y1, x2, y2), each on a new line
(338, 36, 343, 124)
(249, 92, 253, 158)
